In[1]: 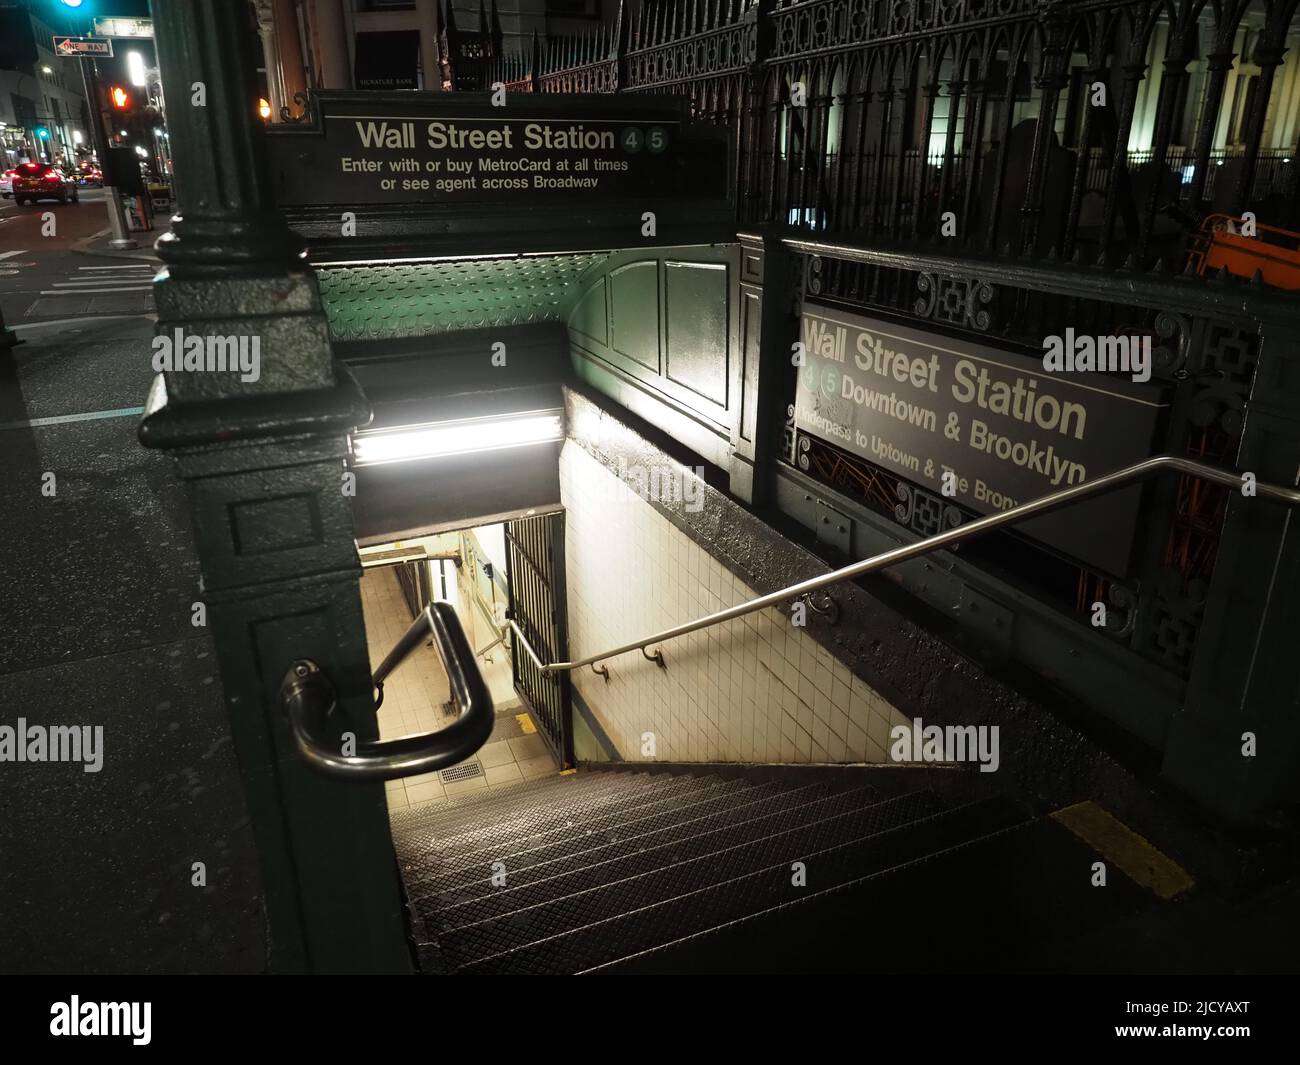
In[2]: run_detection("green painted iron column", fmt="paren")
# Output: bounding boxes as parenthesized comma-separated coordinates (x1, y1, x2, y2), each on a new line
(733, 232, 798, 507)
(1162, 319, 1300, 826)
(141, 0, 410, 972)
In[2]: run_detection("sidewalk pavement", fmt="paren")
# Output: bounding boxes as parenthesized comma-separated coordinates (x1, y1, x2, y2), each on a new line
(0, 317, 265, 973)
(73, 222, 171, 262)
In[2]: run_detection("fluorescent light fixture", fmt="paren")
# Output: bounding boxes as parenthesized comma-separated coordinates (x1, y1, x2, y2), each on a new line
(127, 51, 148, 88)
(352, 410, 564, 467)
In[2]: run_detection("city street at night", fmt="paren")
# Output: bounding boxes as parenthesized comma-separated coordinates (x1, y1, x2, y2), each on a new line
(1, 0, 1299, 1047)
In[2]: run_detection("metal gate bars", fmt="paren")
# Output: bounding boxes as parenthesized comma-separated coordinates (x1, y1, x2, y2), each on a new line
(505, 512, 574, 766)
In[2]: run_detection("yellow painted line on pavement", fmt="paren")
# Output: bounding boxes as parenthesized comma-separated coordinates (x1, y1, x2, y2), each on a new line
(515, 713, 536, 735)
(1050, 800, 1195, 899)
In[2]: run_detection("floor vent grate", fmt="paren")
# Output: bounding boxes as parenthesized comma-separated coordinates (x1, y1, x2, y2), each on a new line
(440, 700, 457, 718)
(440, 762, 484, 785)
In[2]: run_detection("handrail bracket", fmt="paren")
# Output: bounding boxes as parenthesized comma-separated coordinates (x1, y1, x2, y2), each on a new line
(800, 591, 840, 625)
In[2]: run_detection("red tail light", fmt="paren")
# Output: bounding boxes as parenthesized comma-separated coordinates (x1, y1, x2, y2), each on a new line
(45, 174, 60, 183)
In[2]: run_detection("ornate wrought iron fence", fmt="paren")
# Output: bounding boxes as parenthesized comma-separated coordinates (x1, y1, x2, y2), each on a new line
(477, 0, 1300, 263)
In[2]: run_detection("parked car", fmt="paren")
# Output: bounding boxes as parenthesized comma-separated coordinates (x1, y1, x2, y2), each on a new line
(11, 162, 79, 205)
(0, 167, 14, 198)
(76, 164, 103, 187)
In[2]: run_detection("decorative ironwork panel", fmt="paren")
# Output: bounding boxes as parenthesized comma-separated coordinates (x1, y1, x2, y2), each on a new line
(893, 481, 966, 538)
(914, 271, 997, 331)
(1142, 568, 1209, 674)
(624, 20, 755, 89)
(768, 0, 1042, 58)
(1188, 323, 1259, 436)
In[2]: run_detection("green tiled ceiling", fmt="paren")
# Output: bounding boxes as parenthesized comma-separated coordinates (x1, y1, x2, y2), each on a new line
(316, 253, 608, 342)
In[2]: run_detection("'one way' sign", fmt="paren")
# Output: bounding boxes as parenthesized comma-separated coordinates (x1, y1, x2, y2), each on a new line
(52, 36, 115, 58)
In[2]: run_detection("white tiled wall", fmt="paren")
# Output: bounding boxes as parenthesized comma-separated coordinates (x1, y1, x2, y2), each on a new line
(561, 442, 910, 764)
(359, 563, 550, 813)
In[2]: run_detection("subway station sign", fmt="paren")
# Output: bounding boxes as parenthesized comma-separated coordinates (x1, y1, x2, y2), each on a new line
(794, 304, 1170, 574)
(268, 92, 729, 207)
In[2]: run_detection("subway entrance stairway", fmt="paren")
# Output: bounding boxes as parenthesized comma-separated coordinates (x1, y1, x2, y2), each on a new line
(388, 763, 1184, 974)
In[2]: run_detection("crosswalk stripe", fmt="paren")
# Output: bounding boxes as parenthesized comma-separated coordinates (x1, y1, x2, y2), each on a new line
(11, 314, 154, 332)
(0, 249, 28, 261)
(39, 286, 154, 295)
(76, 264, 157, 271)
(0, 406, 146, 431)
(53, 279, 156, 287)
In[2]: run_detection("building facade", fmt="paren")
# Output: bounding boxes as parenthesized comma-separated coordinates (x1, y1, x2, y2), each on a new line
(255, 0, 619, 115)
(0, 0, 93, 167)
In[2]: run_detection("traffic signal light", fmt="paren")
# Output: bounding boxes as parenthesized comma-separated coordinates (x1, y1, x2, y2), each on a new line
(110, 85, 132, 111)
(35, 127, 49, 140)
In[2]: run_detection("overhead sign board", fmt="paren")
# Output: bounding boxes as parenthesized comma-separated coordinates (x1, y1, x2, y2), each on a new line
(92, 17, 154, 38)
(52, 36, 114, 57)
(794, 304, 1170, 575)
(267, 93, 729, 208)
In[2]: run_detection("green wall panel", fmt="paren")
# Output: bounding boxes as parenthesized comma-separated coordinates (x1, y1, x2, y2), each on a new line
(664, 260, 728, 407)
(566, 246, 737, 442)
(610, 261, 661, 373)
(570, 276, 609, 349)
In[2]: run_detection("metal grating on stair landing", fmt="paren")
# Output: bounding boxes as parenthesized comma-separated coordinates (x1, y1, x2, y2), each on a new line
(439, 762, 484, 785)
(388, 765, 1084, 974)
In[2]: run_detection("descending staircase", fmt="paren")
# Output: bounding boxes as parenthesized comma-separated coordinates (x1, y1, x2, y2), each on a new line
(389, 765, 1160, 974)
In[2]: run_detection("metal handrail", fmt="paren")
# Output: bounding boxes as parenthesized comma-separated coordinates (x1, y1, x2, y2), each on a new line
(476, 632, 506, 659)
(279, 600, 494, 780)
(509, 454, 1300, 676)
